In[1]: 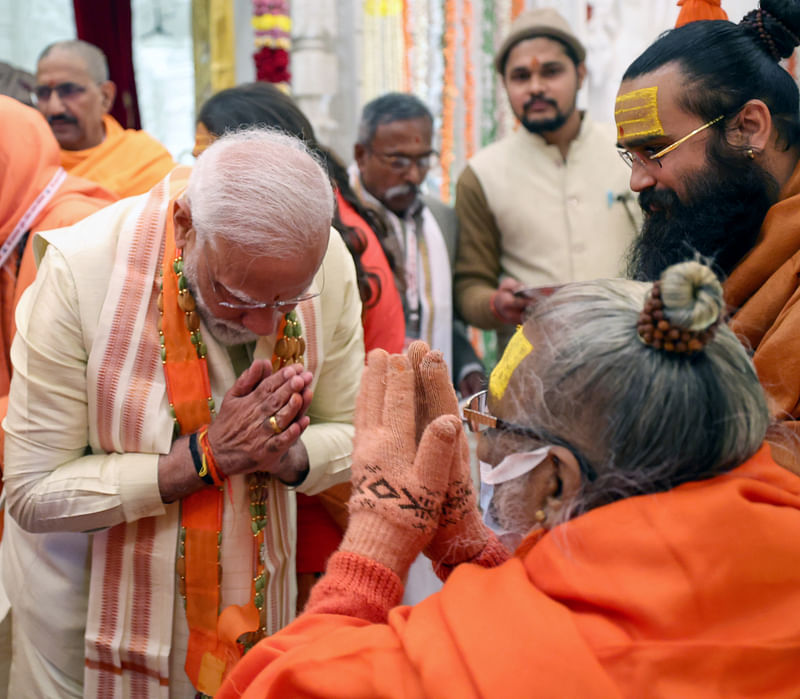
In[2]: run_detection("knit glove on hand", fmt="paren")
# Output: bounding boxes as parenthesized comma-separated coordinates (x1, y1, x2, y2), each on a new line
(341, 349, 460, 579)
(407, 341, 502, 577)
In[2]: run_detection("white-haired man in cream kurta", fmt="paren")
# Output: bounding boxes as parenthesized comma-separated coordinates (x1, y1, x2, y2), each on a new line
(2, 129, 364, 698)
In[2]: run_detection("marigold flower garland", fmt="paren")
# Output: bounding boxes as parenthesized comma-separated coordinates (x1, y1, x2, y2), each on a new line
(439, 0, 458, 202)
(462, 0, 476, 161)
(252, 0, 291, 85)
(358, 0, 524, 203)
(402, 0, 413, 91)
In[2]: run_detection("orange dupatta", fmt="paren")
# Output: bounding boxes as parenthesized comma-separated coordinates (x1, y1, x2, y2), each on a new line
(60, 114, 176, 197)
(160, 212, 260, 694)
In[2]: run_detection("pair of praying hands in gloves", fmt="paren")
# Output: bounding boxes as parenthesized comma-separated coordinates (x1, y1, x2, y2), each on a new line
(304, 341, 509, 621)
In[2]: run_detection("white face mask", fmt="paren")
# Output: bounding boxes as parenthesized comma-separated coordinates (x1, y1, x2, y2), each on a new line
(479, 446, 551, 485)
(479, 447, 553, 547)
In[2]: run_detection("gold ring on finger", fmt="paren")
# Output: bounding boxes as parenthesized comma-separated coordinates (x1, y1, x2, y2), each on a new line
(268, 415, 282, 435)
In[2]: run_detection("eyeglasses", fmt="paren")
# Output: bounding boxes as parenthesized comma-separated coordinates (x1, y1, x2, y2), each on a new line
(617, 114, 724, 169)
(205, 254, 323, 311)
(31, 82, 89, 106)
(371, 150, 439, 172)
(462, 390, 598, 482)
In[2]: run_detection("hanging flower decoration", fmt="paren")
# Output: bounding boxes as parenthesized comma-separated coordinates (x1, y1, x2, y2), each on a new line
(462, 0, 476, 161)
(362, 0, 405, 101)
(402, 0, 413, 91)
(480, 0, 498, 147)
(252, 0, 292, 85)
(439, 0, 457, 202)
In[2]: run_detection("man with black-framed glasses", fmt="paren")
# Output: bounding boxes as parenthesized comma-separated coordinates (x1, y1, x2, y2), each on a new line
(350, 92, 486, 607)
(350, 92, 485, 403)
(34, 39, 174, 198)
(616, 3, 800, 469)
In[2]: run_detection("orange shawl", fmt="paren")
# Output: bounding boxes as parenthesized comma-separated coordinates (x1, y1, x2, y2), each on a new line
(0, 96, 116, 430)
(60, 113, 176, 198)
(725, 161, 800, 467)
(218, 446, 800, 698)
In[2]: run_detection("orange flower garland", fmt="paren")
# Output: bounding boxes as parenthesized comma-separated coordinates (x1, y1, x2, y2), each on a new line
(440, 0, 457, 202)
(462, 0, 476, 161)
(402, 0, 413, 92)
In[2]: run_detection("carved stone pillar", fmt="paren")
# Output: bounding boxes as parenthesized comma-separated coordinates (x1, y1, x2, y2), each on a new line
(291, 0, 355, 160)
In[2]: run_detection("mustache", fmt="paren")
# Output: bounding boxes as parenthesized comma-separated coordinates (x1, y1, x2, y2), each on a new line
(523, 95, 558, 111)
(638, 188, 681, 216)
(385, 183, 417, 199)
(47, 114, 78, 126)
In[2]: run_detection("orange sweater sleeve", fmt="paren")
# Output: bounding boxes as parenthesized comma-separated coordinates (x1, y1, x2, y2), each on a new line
(302, 551, 404, 622)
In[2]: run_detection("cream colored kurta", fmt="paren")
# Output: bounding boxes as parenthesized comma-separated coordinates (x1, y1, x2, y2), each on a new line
(454, 115, 640, 333)
(2, 195, 363, 697)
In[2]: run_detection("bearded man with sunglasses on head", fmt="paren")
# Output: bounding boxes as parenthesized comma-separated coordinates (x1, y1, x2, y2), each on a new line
(34, 39, 174, 198)
(2, 129, 364, 697)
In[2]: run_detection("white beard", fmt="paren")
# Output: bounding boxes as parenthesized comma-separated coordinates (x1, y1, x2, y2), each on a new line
(490, 475, 537, 539)
(181, 252, 259, 346)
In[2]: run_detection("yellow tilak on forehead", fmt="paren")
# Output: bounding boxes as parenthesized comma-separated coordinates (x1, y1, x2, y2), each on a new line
(489, 325, 533, 400)
(615, 86, 664, 141)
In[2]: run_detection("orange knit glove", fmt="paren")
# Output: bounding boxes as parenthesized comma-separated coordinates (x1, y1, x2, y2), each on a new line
(406, 341, 494, 575)
(341, 350, 460, 578)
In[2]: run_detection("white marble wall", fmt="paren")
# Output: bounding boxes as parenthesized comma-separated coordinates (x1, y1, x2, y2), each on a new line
(131, 0, 195, 163)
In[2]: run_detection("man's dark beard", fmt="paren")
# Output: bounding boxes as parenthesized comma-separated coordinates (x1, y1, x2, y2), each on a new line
(626, 141, 780, 281)
(520, 96, 571, 134)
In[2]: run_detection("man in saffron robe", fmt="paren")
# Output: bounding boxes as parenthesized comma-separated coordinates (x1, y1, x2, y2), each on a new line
(2, 129, 363, 697)
(34, 39, 175, 198)
(0, 93, 116, 697)
(615, 3, 800, 466)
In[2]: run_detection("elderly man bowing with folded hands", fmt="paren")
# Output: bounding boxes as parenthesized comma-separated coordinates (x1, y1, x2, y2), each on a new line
(2, 128, 363, 698)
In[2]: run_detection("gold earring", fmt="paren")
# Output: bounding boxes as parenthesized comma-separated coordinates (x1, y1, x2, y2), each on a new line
(746, 148, 755, 160)
(534, 509, 546, 523)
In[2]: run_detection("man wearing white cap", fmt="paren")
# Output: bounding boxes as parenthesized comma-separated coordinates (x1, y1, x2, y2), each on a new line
(454, 8, 639, 351)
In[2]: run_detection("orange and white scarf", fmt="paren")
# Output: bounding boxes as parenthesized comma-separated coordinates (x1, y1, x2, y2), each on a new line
(82, 167, 317, 696)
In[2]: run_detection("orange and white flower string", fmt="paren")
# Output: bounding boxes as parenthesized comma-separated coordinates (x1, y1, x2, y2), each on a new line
(402, 0, 413, 91)
(362, 0, 405, 102)
(252, 0, 292, 85)
(496, 0, 516, 139)
(440, 0, 457, 201)
(462, 0, 476, 161)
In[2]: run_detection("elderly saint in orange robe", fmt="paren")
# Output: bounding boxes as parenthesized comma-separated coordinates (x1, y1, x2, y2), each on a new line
(34, 40, 175, 198)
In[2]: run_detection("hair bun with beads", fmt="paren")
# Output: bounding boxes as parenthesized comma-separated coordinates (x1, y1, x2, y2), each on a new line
(740, 0, 800, 62)
(637, 260, 724, 354)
